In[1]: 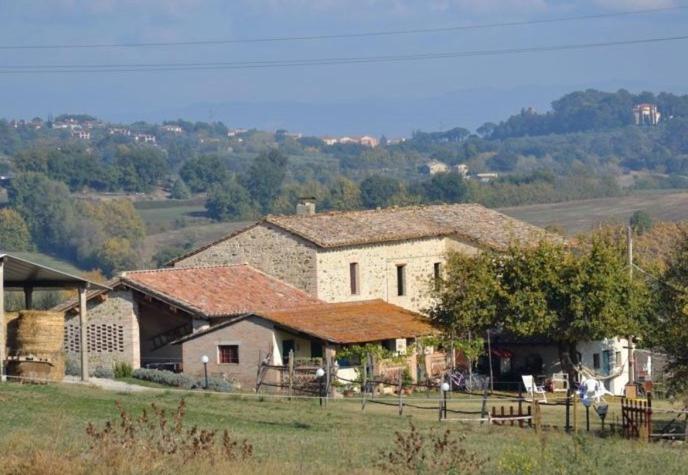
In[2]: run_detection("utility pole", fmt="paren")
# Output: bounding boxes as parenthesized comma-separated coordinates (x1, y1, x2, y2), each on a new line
(627, 226, 635, 389)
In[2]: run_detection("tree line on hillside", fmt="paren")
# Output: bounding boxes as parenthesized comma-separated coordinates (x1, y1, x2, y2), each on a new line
(0, 173, 145, 275)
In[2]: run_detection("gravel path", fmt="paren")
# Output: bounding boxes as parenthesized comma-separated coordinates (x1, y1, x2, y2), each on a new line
(63, 375, 151, 393)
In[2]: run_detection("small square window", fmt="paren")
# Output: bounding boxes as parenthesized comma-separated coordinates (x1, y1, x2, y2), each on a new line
(218, 345, 239, 364)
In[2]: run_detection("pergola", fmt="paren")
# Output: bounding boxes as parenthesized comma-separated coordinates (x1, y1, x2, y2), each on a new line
(0, 253, 110, 382)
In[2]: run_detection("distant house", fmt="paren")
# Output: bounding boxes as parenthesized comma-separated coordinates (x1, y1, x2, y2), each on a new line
(321, 135, 379, 147)
(420, 160, 450, 175)
(358, 135, 379, 148)
(71, 129, 90, 140)
(134, 133, 156, 144)
(474, 172, 499, 182)
(227, 128, 248, 137)
(456, 164, 469, 177)
(161, 124, 183, 134)
(108, 127, 131, 136)
(633, 103, 661, 126)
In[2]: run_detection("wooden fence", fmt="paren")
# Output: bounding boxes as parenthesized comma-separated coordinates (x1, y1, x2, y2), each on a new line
(621, 394, 652, 441)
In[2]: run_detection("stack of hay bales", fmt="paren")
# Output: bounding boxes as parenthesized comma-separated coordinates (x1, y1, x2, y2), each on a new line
(3, 312, 20, 354)
(7, 311, 65, 383)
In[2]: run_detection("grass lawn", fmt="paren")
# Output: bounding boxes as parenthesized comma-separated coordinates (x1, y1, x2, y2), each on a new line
(1, 382, 687, 474)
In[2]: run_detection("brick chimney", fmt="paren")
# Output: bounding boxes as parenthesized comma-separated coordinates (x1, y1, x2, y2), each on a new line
(296, 197, 316, 216)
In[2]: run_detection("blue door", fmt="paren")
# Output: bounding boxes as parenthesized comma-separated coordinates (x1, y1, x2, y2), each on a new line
(602, 350, 612, 376)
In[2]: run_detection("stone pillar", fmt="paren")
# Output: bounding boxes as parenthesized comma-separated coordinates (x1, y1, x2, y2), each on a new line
(78, 286, 89, 381)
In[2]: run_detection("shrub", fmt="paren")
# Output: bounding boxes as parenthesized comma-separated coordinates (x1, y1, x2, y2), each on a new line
(132, 368, 196, 389)
(113, 361, 133, 379)
(65, 357, 80, 377)
(131, 368, 234, 392)
(86, 399, 253, 465)
(377, 423, 487, 474)
(92, 366, 114, 379)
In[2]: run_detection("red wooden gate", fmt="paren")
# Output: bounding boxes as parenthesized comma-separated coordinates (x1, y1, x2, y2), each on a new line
(621, 395, 652, 441)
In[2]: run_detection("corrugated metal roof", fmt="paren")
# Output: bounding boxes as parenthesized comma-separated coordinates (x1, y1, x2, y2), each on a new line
(0, 254, 109, 290)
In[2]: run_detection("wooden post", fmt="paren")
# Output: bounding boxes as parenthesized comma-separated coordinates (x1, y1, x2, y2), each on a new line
(24, 286, 33, 310)
(646, 392, 653, 442)
(325, 350, 331, 405)
(398, 375, 403, 416)
(255, 349, 263, 393)
(486, 329, 494, 393)
(573, 394, 578, 433)
(565, 389, 571, 432)
(518, 389, 524, 428)
(480, 388, 488, 425)
(0, 257, 5, 382)
(369, 353, 375, 400)
(288, 349, 294, 400)
(361, 359, 367, 411)
(78, 285, 89, 382)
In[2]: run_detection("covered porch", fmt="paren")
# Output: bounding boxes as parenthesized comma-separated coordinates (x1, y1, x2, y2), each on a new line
(0, 253, 109, 382)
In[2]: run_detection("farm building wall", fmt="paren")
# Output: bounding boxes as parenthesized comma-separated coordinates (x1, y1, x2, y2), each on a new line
(173, 223, 319, 295)
(315, 237, 479, 312)
(64, 289, 140, 373)
(181, 316, 278, 390)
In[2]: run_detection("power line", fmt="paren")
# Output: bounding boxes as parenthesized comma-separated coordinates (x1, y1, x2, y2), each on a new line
(0, 5, 685, 50)
(0, 33, 686, 74)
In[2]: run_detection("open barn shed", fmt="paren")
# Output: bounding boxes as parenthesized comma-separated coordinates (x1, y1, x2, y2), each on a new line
(0, 253, 109, 382)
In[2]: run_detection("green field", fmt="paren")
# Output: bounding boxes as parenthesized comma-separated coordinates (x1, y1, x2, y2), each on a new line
(134, 199, 210, 234)
(499, 191, 688, 235)
(1, 383, 686, 474)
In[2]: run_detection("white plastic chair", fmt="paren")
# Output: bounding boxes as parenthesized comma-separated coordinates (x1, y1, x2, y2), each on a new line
(522, 374, 547, 402)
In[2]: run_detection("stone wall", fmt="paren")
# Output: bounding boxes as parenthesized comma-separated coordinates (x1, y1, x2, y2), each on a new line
(64, 290, 140, 372)
(315, 237, 479, 312)
(181, 316, 277, 390)
(174, 224, 319, 295)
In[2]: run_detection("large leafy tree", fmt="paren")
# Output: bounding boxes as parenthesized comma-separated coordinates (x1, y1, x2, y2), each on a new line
(244, 149, 288, 213)
(205, 177, 255, 221)
(360, 175, 402, 209)
(179, 155, 229, 193)
(430, 236, 652, 381)
(655, 235, 688, 393)
(8, 173, 76, 252)
(0, 208, 32, 251)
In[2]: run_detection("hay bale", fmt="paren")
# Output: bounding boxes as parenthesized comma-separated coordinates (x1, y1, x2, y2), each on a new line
(3, 312, 20, 353)
(7, 351, 64, 383)
(15, 311, 65, 355)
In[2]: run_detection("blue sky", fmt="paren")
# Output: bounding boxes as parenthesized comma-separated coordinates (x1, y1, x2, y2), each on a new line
(0, 0, 686, 134)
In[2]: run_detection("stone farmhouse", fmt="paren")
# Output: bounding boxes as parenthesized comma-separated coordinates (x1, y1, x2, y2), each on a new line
(170, 202, 560, 312)
(57, 264, 434, 388)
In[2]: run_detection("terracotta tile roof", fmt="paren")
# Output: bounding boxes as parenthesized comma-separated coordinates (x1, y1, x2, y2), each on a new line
(260, 300, 436, 344)
(121, 264, 321, 318)
(168, 205, 563, 266)
(264, 203, 562, 250)
(174, 300, 435, 345)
